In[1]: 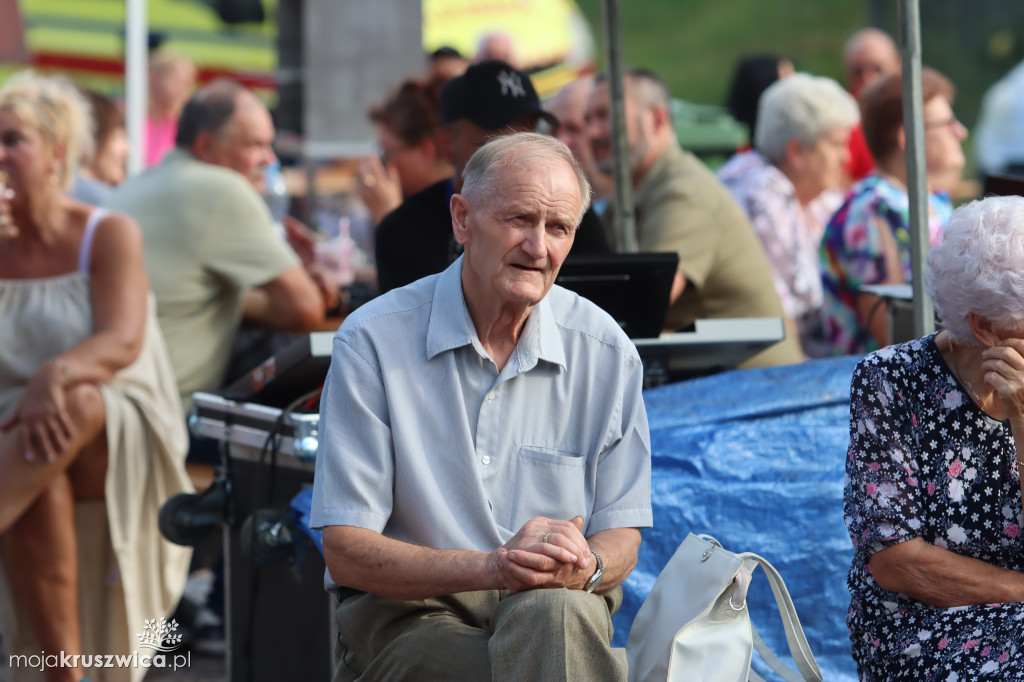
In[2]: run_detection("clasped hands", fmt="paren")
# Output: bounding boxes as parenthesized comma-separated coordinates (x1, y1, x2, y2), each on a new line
(487, 515, 594, 593)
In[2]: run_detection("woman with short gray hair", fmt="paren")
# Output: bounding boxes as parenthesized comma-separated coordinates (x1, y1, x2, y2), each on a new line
(845, 195, 1024, 679)
(718, 72, 858, 358)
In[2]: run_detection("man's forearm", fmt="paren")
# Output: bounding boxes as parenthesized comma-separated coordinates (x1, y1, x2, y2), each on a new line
(584, 528, 641, 594)
(323, 525, 497, 601)
(242, 266, 325, 330)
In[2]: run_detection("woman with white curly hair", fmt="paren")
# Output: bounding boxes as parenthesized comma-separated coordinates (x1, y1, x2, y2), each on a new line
(844, 195, 1024, 680)
(0, 71, 191, 682)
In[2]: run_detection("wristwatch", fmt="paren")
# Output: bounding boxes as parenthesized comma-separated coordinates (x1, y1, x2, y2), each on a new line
(583, 551, 604, 593)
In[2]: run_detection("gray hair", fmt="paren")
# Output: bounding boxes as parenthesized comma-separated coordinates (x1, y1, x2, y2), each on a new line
(594, 68, 671, 114)
(624, 68, 671, 112)
(925, 196, 1024, 344)
(754, 73, 859, 163)
(461, 132, 592, 226)
(175, 79, 245, 148)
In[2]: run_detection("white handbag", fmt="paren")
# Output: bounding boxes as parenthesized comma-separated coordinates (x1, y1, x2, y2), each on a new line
(626, 533, 822, 682)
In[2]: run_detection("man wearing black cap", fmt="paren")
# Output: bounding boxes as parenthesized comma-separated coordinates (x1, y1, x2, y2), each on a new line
(373, 59, 609, 295)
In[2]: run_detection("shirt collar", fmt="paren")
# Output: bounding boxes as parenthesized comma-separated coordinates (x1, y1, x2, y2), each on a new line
(425, 257, 567, 371)
(161, 148, 193, 166)
(519, 288, 567, 371)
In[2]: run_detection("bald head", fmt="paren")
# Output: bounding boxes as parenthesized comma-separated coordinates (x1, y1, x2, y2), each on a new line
(843, 28, 901, 99)
(548, 77, 594, 156)
(475, 32, 517, 68)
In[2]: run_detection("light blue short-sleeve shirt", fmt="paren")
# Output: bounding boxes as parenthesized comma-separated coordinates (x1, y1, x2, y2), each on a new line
(310, 258, 653, 580)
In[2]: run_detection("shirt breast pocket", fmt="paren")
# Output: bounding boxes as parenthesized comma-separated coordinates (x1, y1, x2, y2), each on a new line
(508, 445, 587, 531)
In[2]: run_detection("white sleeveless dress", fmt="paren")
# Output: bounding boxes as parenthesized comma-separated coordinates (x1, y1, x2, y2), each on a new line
(0, 210, 193, 682)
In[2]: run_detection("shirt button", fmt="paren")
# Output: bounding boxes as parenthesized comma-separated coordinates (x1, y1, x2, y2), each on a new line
(481, 455, 491, 465)
(487, 392, 496, 401)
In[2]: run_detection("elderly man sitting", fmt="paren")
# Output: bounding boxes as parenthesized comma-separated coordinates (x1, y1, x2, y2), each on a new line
(718, 73, 858, 358)
(310, 132, 652, 681)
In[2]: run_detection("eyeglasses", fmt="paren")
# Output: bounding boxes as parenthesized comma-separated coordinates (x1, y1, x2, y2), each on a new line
(924, 115, 962, 131)
(850, 63, 885, 78)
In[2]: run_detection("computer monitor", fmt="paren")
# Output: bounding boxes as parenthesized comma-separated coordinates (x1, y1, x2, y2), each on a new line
(555, 252, 679, 339)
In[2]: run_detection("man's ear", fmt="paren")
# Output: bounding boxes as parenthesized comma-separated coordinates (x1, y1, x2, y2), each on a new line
(651, 104, 672, 134)
(191, 131, 216, 163)
(896, 126, 906, 153)
(451, 193, 471, 246)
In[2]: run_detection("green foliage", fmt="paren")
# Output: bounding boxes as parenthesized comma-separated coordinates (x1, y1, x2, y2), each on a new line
(575, 0, 867, 107)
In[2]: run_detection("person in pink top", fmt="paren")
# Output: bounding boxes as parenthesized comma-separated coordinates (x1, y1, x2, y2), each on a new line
(145, 49, 196, 168)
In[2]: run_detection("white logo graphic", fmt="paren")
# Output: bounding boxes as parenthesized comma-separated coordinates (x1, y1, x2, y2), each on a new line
(497, 70, 527, 98)
(136, 618, 183, 653)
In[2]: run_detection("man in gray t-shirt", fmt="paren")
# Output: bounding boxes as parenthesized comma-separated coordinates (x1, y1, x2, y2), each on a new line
(107, 80, 327, 410)
(311, 133, 652, 681)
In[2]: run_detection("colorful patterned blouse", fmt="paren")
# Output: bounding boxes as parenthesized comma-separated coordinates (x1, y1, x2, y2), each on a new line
(718, 150, 840, 357)
(820, 174, 951, 356)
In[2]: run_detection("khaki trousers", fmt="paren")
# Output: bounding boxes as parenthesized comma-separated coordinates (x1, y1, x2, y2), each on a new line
(332, 587, 627, 682)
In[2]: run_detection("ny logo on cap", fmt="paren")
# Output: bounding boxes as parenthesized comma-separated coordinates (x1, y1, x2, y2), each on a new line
(497, 70, 527, 98)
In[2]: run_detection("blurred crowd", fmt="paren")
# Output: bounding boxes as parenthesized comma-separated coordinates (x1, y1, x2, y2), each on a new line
(0, 21, 1001, 682)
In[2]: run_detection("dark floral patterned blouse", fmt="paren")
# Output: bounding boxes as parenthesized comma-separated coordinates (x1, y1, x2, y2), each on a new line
(845, 334, 1024, 680)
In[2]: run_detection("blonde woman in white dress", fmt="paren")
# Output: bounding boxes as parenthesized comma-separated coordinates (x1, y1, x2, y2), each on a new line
(0, 71, 192, 682)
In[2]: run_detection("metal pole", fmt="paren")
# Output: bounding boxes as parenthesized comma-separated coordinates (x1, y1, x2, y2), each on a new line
(125, 0, 147, 177)
(898, 0, 933, 337)
(601, 0, 637, 253)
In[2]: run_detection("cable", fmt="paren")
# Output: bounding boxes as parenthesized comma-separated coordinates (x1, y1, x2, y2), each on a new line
(242, 386, 323, 682)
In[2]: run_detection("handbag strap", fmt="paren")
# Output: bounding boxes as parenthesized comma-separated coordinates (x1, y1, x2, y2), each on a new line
(739, 554, 823, 682)
(751, 624, 806, 682)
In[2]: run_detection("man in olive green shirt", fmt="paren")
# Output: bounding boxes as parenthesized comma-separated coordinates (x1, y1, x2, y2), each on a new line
(108, 81, 325, 409)
(586, 68, 802, 367)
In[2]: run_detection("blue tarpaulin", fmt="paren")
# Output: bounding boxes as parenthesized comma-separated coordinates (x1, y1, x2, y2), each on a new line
(294, 355, 862, 680)
(613, 356, 861, 681)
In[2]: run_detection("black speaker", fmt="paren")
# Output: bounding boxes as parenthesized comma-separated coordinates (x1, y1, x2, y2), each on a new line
(225, 454, 333, 682)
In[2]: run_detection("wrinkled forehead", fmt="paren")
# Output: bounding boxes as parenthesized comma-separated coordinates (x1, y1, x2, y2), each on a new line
(588, 80, 612, 107)
(485, 159, 580, 210)
(553, 82, 592, 117)
(848, 37, 898, 70)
